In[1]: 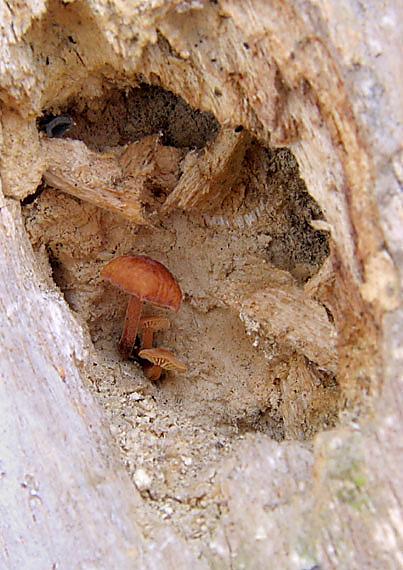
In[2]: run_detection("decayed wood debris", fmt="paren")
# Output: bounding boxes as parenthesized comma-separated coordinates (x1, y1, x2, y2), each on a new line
(41, 135, 183, 223)
(216, 255, 338, 374)
(2, 0, 401, 567)
(42, 127, 250, 219)
(280, 354, 339, 439)
(241, 284, 338, 373)
(163, 127, 250, 212)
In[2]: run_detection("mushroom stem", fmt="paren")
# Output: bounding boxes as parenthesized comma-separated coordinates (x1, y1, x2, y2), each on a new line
(119, 296, 142, 359)
(143, 364, 162, 381)
(142, 328, 154, 349)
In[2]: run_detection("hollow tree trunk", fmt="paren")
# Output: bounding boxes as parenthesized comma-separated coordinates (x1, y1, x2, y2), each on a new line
(0, 1, 402, 569)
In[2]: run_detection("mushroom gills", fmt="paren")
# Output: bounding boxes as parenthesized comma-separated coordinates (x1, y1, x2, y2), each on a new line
(139, 316, 171, 349)
(138, 347, 187, 380)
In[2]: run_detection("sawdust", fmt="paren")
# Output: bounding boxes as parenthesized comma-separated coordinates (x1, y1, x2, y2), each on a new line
(89, 343, 237, 546)
(23, 83, 339, 548)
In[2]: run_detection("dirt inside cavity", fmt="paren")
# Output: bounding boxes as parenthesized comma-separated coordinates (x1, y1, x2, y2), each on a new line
(40, 84, 220, 151)
(23, 84, 339, 546)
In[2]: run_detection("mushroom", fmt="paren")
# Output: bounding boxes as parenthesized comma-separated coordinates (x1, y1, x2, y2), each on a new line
(138, 347, 187, 381)
(101, 255, 182, 359)
(139, 316, 171, 349)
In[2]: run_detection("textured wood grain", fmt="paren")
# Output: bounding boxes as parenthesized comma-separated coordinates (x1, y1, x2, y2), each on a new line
(242, 285, 338, 373)
(163, 127, 250, 212)
(0, 201, 205, 570)
(42, 135, 183, 222)
(0, 0, 402, 568)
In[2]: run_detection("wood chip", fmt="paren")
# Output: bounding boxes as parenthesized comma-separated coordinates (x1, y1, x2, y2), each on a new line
(42, 135, 183, 223)
(163, 127, 250, 212)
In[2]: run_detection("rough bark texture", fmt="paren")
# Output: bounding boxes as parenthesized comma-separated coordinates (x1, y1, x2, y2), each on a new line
(0, 1, 402, 569)
(0, 200, 205, 570)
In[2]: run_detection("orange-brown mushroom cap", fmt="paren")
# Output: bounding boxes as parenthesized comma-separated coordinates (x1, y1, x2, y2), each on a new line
(101, 255, 182, 311)
(138, 348, 187, 373)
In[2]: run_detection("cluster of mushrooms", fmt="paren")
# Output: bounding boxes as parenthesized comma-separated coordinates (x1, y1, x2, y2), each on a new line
(101, 255, 187, 381)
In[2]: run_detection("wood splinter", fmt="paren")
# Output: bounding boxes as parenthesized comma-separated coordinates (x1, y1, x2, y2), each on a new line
(41, 135, 183, 223)
(162, 126, 250, 212)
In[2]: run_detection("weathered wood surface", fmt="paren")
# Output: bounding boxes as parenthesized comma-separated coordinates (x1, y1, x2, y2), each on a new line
(42, 126, 248, 218)
(163, 127, 250, 211)
(42, 135, 183, 222)
(0, 0, 402, 569)
(0, 201, 205, 570)
(241, 285, 338, 373)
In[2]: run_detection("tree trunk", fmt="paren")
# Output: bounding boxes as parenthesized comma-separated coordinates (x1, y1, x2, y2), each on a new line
(0, 1, 402, 568)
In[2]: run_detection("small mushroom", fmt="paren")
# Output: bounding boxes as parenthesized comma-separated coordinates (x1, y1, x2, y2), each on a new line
(101, 255, 182, 359)
(139, 316, 171, 349)
(138, 347, 187, 381)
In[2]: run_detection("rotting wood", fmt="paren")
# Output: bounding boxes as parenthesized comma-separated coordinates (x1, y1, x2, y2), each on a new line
(42, 135, 183, 222)
(280, 354, 339, 440)
(304, 257, 335, 301)
(42, 137, 144, 223)
(1, 0, 402, 568)
(162, 127, 250, 212)
(241, 284, 338, 373)
(0, 200, 204, 569)
(42, 128, 249, 219)
(119, 134, 183, 196)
